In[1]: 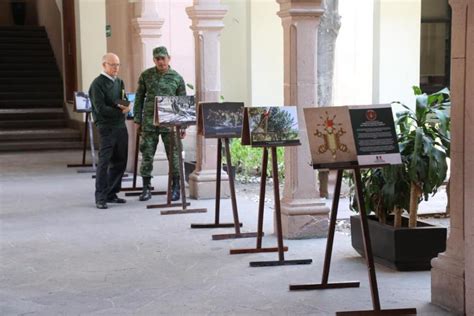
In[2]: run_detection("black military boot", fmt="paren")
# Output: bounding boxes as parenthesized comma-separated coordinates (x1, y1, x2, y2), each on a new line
(139, 177, 152, 201)
(171, 176, 180, 201)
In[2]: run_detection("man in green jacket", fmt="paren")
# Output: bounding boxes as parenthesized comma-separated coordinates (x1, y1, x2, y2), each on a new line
(89, 53, 130, 209)
(133, 46, 186, 201)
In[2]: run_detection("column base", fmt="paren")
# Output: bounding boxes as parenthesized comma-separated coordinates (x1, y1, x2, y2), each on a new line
(189, 169, 229, 199)
(431, 252, 465, 315)
(277, 199, 329, 239)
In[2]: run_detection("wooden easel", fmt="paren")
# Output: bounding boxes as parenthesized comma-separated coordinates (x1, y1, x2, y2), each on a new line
(231, 146, 311, 267)
(121, 128, 165, 196)
(67, 111, 94, 169)
(146, 125, 207, 215)
(190, 138, 258, 240)
(289, 167, 416, 315)
(72, 112, 97, 174)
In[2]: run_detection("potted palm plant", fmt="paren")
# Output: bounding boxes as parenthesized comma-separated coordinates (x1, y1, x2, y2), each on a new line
(350, 87, 450, 271)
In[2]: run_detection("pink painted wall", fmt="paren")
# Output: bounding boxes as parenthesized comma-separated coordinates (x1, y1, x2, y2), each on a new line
(106, 0, 134, 92)
(105, 0, 194, 93)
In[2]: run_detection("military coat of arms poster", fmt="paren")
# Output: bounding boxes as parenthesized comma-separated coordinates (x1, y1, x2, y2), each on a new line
(304, 104, 401, 168)
(304, 106, 357, 168)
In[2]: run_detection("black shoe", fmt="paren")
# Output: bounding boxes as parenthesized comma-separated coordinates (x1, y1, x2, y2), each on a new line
(139, 189, 152, 201)
(96, 201, 108, 209)
(171, 176, 180, 201)
(139, 177, 152, 201)
(107, 195, 126, 204)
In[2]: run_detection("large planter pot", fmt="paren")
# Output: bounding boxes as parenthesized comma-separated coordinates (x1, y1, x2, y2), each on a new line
(350, 215, 447, 271)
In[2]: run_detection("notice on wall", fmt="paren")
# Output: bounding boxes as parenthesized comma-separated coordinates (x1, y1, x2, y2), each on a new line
(349, 104, 401, 166)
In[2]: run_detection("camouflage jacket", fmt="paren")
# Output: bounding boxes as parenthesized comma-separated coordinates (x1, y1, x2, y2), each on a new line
(133, 66, 186, 131)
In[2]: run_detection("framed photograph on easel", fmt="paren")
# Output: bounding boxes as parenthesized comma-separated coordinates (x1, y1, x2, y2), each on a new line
(153, 96, 196, 127)
(197, 102, 244, 138)
(73, 91, 92, 113)
(241, 106, 300, 147)
(291, 104, 414, 315)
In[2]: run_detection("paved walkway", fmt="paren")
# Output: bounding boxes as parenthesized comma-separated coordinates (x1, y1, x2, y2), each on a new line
(0, 150, 453, 315)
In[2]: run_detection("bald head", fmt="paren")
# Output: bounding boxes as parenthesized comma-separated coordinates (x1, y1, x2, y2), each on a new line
(102, 53, 120, 77)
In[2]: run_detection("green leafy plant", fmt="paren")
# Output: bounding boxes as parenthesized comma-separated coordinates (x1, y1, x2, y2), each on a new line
(395, 86, 450, 227)
(228, 139, 285, 182)
(348, 87, 450, 228)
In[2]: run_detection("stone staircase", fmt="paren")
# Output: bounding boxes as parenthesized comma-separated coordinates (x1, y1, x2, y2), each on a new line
(0, 26, 82, 151)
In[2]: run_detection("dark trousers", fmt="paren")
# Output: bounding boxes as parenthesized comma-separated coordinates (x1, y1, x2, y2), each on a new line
(95, 127, 128, 203)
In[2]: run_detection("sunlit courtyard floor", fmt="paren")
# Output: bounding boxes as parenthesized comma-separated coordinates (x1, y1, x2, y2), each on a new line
(0, 150, 452, 315)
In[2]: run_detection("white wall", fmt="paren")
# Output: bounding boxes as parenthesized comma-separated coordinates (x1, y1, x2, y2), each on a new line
(64, 0, 106, 123)
(221, 0, 251, 106)
(75, 0, 107, 92)
(373, 0, 421, 108)
(333, 0, 375, 106)
(249, 0, 283, 106)
(158, 0, 195, 95)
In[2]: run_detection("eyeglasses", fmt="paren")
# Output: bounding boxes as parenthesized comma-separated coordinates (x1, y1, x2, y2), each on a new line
(106, 62, 121, 68)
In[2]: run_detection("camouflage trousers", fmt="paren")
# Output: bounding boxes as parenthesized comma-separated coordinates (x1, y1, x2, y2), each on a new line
(139, 127, 180, 177)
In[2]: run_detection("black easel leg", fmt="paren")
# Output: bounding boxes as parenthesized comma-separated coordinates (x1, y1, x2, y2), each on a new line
(215, 138, 223, 223)
(121, 131, 160, 194)
(290, 169, 359, 290)
(190, 138, 238, 229)
(67, 112, 92, 168)
(176, 127, 188, 210)
(132, 129, 140, 188)
(256, 147, 268, 249)
(230, 147, 287, 254)
(211, 138, 257, 240)
(249, 147, 311, 267)
(149, 126, 206, 215)
(122, 131, 162, 194)
(333, 168, 416, 315)
(353, 168, 381, 310)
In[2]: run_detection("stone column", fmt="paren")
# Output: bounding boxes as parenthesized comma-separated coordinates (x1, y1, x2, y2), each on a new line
(186, 0, 229, 199)
(431, 0, 470, 314)
(276, 0, 330, 239)
(465, 1, 474, 312)
(131, 0, 164, 71)
(127, 0, 165, 174)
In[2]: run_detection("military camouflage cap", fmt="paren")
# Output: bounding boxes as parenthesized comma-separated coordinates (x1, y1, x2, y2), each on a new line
(153, 46, 169, 58)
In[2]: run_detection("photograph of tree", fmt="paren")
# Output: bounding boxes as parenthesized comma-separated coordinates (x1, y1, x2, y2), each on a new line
(74, 91, 91, 113)
(199, 102, 244, 138)
(154, 96, 196, 127)
(247, 106, 300, 146)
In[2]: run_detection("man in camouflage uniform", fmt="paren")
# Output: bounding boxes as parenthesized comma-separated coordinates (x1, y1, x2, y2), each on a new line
(133, 46, 186, 201)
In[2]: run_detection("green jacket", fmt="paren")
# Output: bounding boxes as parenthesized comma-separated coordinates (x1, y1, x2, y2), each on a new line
(89, 74, 126, 129)
(133, 66, 186, 131)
